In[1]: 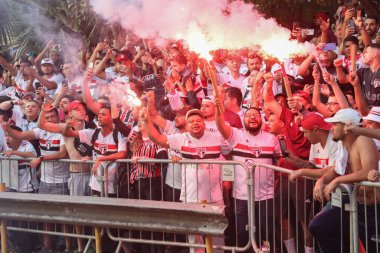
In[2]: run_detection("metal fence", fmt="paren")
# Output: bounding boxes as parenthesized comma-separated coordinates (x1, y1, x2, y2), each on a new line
(0, 157, 379, 253)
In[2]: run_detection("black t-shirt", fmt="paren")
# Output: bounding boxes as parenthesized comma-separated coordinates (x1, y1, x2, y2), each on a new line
(358, 67, 380, 107)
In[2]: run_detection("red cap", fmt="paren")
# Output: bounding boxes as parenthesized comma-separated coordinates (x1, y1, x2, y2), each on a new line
(116, 53, 129, 62)
(301, 112, 332, 131)
(67, 100, 86, 113)
(293, 90, 311, 104)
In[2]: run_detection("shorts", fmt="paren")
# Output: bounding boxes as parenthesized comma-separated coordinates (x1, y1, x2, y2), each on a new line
(38, 181, 69, 195)
(68, 172, 91, 196)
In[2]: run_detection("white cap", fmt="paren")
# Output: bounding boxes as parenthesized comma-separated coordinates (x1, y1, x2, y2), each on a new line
(271, 63, 282, 75)
(363, 107, 380, 123)
(41, 58, 54, 65)
(325, 108, 362, 125)
(202, 96, 215, 104)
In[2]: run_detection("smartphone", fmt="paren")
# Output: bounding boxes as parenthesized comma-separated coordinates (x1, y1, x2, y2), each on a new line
(302, 29, 315, 36)
(348, 20, 355, 28)
(322, 43, 337, 52)
(279, 137, 288, 157)
(35, 82, 41, 89)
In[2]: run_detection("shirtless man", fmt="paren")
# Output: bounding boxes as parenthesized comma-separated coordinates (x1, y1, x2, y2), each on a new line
(37, 100, 94, 253)
(309, 108, 379, 253)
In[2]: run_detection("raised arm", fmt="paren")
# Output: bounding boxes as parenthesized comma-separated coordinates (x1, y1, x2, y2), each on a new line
(349, 71, 370, 116)
(82, 68, 101, 115)
(2, 120, 36, 141)
(312, 65, 330, 117)
(263, 72, 282, 118)
(0, 54, 17, 76)
(37, 102, 65, 133)
(322, 71, 349, 108)
(34, 40, 54, 68)
(142, 108, 169, 149)
(146, 91, 167, 129)
(297, 54, 314, 77)
(93, 49, 114, 80)
(215, 97, 232, 140)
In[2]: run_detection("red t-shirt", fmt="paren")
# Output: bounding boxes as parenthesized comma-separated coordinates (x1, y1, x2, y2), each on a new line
(280, 107, 310, 161)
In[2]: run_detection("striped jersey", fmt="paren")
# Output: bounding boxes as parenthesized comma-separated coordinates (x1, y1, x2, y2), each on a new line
(32, 128, 69, 184)
(79, 129, 127, 194)
(227, 128, 280, 201)
(167, 131, 224, 204)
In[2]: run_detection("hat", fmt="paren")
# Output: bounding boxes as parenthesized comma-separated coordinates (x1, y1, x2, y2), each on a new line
(67, 100, 86, 113)
(22, 92, 37, 100)
(325, 108, 362, 125)
(202, 96, 215, 104)
(363, 107, 380, 123)
(185, 109, 204, 121)
(301, 112, 332, 131)
(293, 90, 311, 104)
(116, 53, 130, 62)
(41, 58, 54, 65)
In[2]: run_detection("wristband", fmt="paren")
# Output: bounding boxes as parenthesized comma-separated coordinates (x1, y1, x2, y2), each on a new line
(39, 155, 44, 161)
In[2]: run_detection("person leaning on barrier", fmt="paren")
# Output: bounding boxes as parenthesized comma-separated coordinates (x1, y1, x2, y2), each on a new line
(38, 100, 96, 253)
(3, 125, 38, 193)
(2, 106, 70, 253)
(214, 95, 281, 252)
(63, 105, 127, 197)
(309, 108, 379, 253)
(288, 112, 339, 182)
(142, 107, 225, 253)
(264, 72, 313, 253)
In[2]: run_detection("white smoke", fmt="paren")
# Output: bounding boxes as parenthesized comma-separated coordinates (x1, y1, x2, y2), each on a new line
(90, 0, 314, 60)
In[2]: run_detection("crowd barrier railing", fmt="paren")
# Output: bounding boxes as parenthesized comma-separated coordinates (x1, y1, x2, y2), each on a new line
(1, 156, 379, 253)
(0, 157, 254, 253)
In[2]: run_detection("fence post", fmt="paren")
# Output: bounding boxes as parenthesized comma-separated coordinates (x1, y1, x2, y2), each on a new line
(95, 227, 102, 253)
(0, 183, 7, 253)
(205, 236, 214, 253)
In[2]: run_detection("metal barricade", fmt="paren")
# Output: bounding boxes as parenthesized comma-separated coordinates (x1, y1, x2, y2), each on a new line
(352, 181, 380, 253)
(0, 157, 257, 253)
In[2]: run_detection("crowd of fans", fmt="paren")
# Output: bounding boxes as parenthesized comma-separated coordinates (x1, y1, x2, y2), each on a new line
(0, 0, 379, 252)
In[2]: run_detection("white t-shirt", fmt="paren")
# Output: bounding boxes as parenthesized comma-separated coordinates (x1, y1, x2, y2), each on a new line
(309, 131, 339, 169)
(217, 72, 245, 90)
(227, 128, 280, 201)
(162, 121, 182, 190)
(167, 131, 224, 204)
(32, 128, 69, 183)
(33, 73, 64, 97)
(8, 140, 38, 192)
(79, 129, 127, 194)
(14, 71, 32, 93)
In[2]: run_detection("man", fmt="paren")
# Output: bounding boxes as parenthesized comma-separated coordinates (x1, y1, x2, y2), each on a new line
(364, 16, 379, 43)
(264, 72, 312, 253)
(214, 95, 280, 252)
(309, 108, 379, 253)
(3, 125, 38, 192)
(200, 95, 242, 132)
(222, 87, 244, 123)
(2, 108, 70, 252)
(350, 43, 380, 114)
(218, 54, 245, 90)
(143, 108, 224, 253)
(64, 105, 126, 196)
(38, 100, 94, 253)
(31, 58, 64, 97)
(289, 113, 339, 182)
(0, 55, 34, 95)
